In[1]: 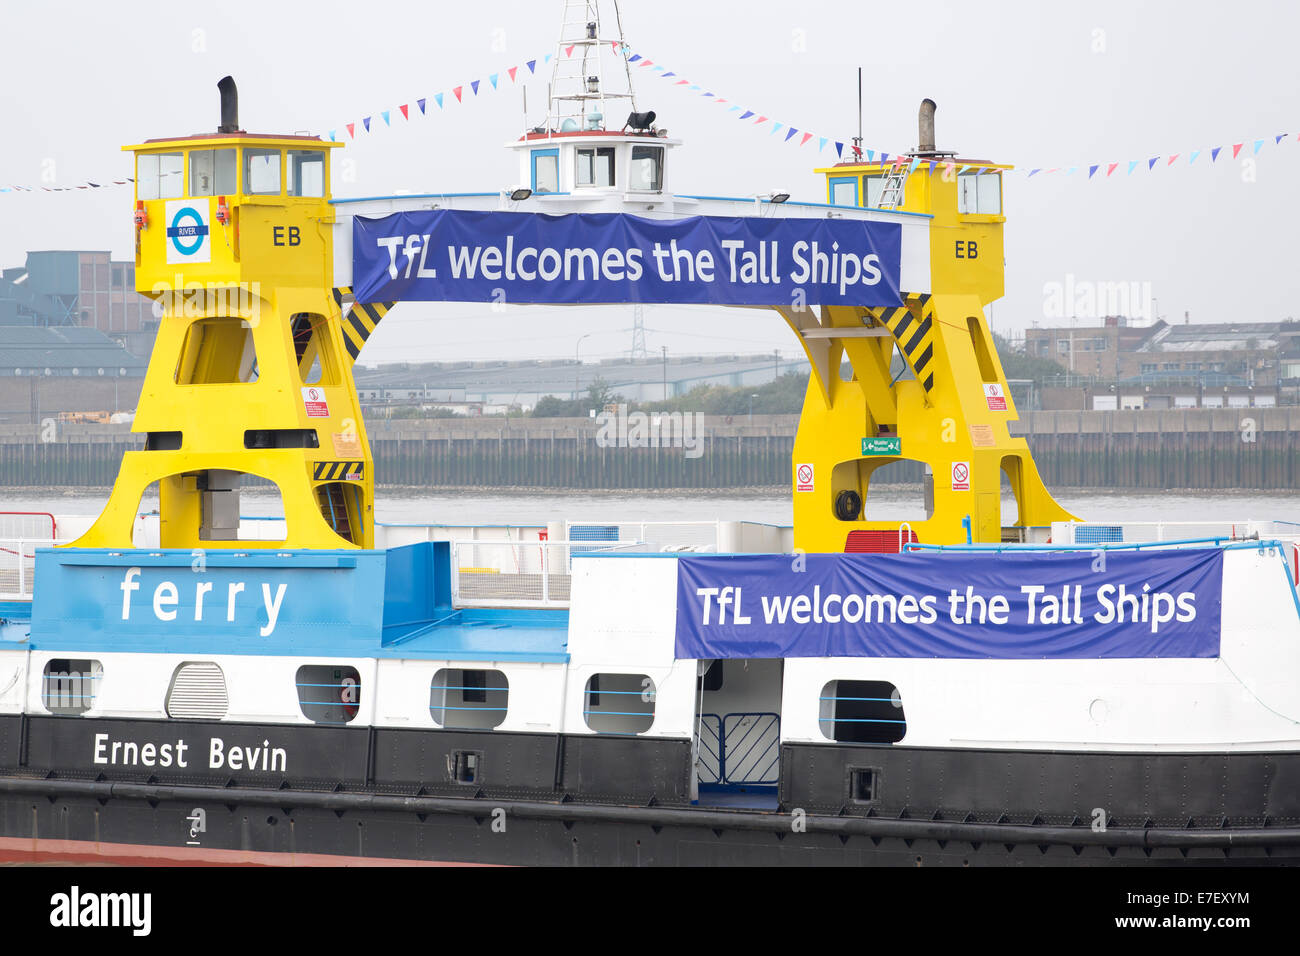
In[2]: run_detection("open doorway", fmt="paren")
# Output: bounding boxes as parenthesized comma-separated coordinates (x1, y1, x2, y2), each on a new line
(693, 658, 783, 809)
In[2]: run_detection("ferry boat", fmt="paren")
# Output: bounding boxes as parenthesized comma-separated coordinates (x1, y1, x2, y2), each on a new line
(2, 2, 1300, 866)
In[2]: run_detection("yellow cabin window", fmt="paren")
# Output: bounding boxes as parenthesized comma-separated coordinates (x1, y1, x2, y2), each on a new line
(190, 149, 237, 196)
(243, 148, 282, 195)
(286, 150, 326, 197)
(138, 152, 184, 200)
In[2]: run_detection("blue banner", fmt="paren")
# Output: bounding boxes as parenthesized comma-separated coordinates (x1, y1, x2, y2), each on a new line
(351, 209, 903, 307)
(674, 549, 1224, 660)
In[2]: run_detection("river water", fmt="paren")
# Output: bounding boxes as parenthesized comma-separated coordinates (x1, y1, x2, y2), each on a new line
(3, 488, 1297, 527)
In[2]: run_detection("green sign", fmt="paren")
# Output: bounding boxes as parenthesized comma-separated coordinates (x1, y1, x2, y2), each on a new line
(862, 437, 902, 456)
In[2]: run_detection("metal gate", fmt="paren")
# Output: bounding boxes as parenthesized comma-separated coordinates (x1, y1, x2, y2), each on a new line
(696, 712, 780, 786)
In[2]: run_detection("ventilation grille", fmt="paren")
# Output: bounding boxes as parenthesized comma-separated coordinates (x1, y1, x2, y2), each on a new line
(166, 662, 229, 719)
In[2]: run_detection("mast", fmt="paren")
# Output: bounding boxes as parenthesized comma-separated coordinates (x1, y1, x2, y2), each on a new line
(542, 0, 638, 132)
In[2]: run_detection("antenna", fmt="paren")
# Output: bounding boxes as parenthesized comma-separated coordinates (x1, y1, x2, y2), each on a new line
(630, 304, 647, 359)
(852, 67, 863, 155)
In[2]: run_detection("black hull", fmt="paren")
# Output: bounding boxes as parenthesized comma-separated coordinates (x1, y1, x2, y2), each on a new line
(3, 714, 1298, 865)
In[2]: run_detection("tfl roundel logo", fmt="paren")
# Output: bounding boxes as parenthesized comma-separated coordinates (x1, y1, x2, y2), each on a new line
(164, 200, 212, 264)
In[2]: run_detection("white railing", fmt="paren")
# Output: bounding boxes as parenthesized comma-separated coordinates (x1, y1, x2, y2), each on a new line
(450, 538, 642, 609)
(565, 520, 721, 553)
(0, 512, 56, 541)
(1051, 520, 1273, 546)
(0, 538, 54, 600)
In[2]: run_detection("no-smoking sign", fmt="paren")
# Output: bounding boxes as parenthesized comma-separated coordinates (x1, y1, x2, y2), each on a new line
(795, 462, 815, 492)
(951, 460, 970, 491)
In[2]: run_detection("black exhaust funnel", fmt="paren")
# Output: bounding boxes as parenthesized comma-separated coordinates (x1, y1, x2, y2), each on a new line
(218, 76, 239, 133)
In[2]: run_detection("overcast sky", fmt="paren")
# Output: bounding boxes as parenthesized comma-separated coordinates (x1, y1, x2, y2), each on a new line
(3, 0, 1298, 366)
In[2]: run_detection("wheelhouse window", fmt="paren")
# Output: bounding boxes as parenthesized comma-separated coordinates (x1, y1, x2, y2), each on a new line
(629, 145, 663, 191)
(137, 152, 184, 200)
(819, 679, 906, 743)
(287, 150, 325, 197)
(829, 176, 858, 206)
(531, 149, 559, 193)
(958, 171, 1002, 215)
(42, 659, 102, 716)
(244, 148, 282, 195)
(576, 147, 616, 187)
(189, 149, 237, 196)
(863, 174, 886, 209)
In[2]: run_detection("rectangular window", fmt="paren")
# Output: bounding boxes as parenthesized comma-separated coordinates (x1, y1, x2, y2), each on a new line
(137, 152, 184, 200)
(190, 148, 237, 196)
(287, 150, 325, 197)
(42, 659, 102, 716)
(532, 149, 559, 193)
(629, 145, 663, 191)
(1057, 339, 1071, 353)
(864, 175, 885, 209)
(958, 171, 1002, 215)
(820, 680, 906, 744)
(576, 147, 616, 187)
(829, 176, 858, 206)
(430, 668, 508, 730)
(243, 148, 281, 195)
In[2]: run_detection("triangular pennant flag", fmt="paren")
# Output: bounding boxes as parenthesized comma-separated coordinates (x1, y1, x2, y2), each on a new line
(1167, 154, 1179, 165)
(1189, 150, 1200, 164)
(1066, 166, 1077, 175)
(739, 110, 754, 120)
(471, 80, 480, 95)
(1127, 160, 1138, 174)
(755, 115, 768, 124)
(772, 122, 784, 135)
(564, 45, 575, 58)
(1147, 157, 1158, 170)
(1277, 134, 1287, 144)
(526, 59, 537, 73)
(453, 86, 463, 102)
(727, 105, 740, 113)
(880, 152, 890, 164)
(800, 131, 813, 146)
(346, 123, 355, 138)
(628, 53, 642, 63)
(653, 65, 665, 72)
(784, 127, 798, 141)
(1231, 142, 1243, 158)
(328, 129, 336, 142)
(702, 91, 714, 98)
(818, 137, 828, 151)
(835, 142, 844, 157)
(1253, 138, 1264, 154)
(716, 98, 727, 105)
(866, 149, 874, 162)
(399, 104, 409, 120)
(907, 157, 920, 175)
(363, 116, 371, 132)
(418, 98, 427, 114)
(435, 92, 445, 109)
(688, 85, 700, 91)
(675, 79, 689, 85)
(489, 74, 498, 89)
(1106, 162, 1119, 176)
(1211, 146, 1222, 162)
(641, 60, 655, 68)
(1028, 168, 1041, 178)
(661, 71, 675, 78)
(544, 53, 552, 64)
(508, 67, 518, 82)
(382, 110, 391, 125)
(959, 164, 970, 175)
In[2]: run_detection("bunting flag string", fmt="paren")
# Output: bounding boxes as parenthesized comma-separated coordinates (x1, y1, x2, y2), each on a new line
(0, 178, 132, 196)
(5, 43, 1296, 197)
(619, 43, 1297, 183)
(324, 50, 553, 143)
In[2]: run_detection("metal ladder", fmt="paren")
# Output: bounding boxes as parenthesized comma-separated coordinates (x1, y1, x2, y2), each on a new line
(317, 482, 353, 542)
(877, 160, 911, 209)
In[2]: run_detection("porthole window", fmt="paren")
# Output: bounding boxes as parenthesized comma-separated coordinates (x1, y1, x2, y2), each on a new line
(430, 668, 508, 729)
(295, 664, 361, 724)
(819, 679, 906, 743)
(42, 659, 102, 716)
(583, 673, 655, 735)
(166, 662, 229, 719)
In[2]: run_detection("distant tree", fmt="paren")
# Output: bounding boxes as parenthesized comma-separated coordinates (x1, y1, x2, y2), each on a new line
(992, 331, 1069, 384)
(531, 377, 624, 417)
